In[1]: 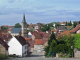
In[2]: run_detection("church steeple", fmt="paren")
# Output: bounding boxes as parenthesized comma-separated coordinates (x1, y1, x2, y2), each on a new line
(22, 14, 26, 23)
(21, 14, 27, 37)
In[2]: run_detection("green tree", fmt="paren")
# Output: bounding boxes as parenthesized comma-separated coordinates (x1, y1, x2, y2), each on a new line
(14, 23, 21, 28)
(68, 21, 72, 26)
(74, 34, 80, 49)
(44, 32, 57, 57)
(73, 22, 77, 28)
(1, 26, 7, 30)
(79, 21, 80, 24)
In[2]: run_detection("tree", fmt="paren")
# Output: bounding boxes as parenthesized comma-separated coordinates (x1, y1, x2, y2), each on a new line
(66, 22, 68, 26)
(57, 34, 74, 57)
(68, 21, 72, 26)
(14, 23, 21, 28)
(44, 32, 57, 57)
(73, 22, 77, 28)
(79, 21, 80, 24)
(1, 26, 7, 30)
(74, 34, 80, 49)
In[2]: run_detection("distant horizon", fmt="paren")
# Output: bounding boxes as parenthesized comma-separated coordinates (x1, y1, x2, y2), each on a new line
(0, 0, 80, 25)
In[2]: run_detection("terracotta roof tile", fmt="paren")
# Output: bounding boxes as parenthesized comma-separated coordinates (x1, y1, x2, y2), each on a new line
(56, 30, 70, 39)
(24, 37, 34, 48)
(60, 22, 66, 24)
(43, 33, 50, 39)
(9, 28, 13, 31)
(34, 39, 48, 45)
(70, 24, 80, 33)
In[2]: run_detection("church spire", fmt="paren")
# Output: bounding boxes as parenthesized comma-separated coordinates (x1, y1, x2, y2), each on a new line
(22, 14, 26, 23)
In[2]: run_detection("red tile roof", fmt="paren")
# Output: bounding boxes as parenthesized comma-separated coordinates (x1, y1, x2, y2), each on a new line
(31, 31, 42, 39)
(0, 33, 12, 41)
(34, 39, 48, 45)
(60, 22, 66, 24)
(9, 28, 13, 31)
(70, 24, 80, 33)
(35, 29, 42, 32)
(24, 37, 34, 48)
(43, 33, 50, 39)
(28, 23, 36, 28)
(56, 30, 70, 39)
(39, 32, 45, 38)
(3, 25, 14, 28)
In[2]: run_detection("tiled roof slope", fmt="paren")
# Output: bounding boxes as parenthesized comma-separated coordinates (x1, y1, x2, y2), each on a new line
(15, 36, 27, 46)
(11, 28, 21, 33)
(70, 24, 80, 33)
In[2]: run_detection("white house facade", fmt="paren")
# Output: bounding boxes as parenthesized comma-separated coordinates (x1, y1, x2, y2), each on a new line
(8, 36, 27, 57)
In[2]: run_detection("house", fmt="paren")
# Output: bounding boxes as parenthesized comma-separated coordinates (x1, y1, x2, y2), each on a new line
(55, 26, 67, 36)
(0, 33, 12, 43)
(60, 22, 66, 26)
(42, 33, 51, 40)
(8, 36, 28, 57)
(56, 30, 70, 39)
(70, 24, 80, 34)
(8, 28, 13, 34)
(35, 29, 42, 32)
(24, 37, 34, 52)
(11, 28, 21, 36)
(34, 25, 42, 30)
(51, 29, 58, 34)
(27, 23, 36, 30)
(34, 39, 48, 53)
(0, 38, 9, 56)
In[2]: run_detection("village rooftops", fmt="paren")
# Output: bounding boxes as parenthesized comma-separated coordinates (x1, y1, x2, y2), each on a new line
(70, 24, 80, 33)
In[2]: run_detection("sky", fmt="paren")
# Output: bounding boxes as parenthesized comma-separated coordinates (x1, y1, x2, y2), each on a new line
(0, 0, 80, 25)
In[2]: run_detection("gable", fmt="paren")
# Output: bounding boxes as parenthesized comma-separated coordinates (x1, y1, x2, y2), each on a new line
(8, 37, 22, 46)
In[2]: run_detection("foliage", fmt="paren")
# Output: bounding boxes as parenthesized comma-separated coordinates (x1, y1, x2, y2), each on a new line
(44, 33, 74, 57)
(1, 26, 7, 30)
(44, 32, 57, 57)
(0, 54, 10, 59)
(41, 24, 50, 32)
(74, 34, 80, 49)
(68, 21, 72, 26)
(14, 23, 21, 28)
(27, 24, 29, 27)
(73, 22, 77, 28)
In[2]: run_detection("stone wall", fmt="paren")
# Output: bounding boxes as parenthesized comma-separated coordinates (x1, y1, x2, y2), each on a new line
(74, 48, 80, 58)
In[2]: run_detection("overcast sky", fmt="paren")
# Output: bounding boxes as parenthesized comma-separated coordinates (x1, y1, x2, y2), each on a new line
(0, 0, 80, 25)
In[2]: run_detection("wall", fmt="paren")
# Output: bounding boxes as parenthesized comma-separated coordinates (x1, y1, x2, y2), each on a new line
(28, 32, 32, 38)
(11, 33, 19, 36)
(8, 37, 22, 56)
(22, 44, 27, 57)
(76, 29, 80, 33)
(34, 45, 43, 53)
(74, 48, 80, 58)
(0, 44, 8, 56)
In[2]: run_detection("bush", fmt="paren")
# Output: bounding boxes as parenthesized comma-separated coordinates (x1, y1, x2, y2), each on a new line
(0, 54, 8, 59)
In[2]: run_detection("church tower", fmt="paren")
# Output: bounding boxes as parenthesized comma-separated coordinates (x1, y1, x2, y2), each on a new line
(21, 14, 27, 37)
